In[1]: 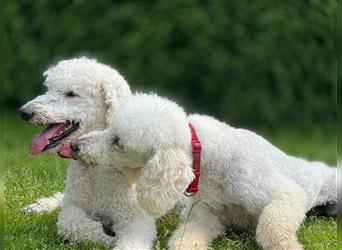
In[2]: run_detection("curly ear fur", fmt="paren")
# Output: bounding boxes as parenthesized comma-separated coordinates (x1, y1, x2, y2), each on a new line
(136, 147, 195, 218)
(101, 76, 131, 127)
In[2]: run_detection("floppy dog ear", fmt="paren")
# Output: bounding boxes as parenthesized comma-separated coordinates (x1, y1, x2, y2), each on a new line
(136, 147, 195, 218)
(101, 78, 131, 126)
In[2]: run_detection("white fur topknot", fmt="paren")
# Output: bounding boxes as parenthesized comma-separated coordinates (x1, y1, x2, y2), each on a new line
(112, 93, 191, 152)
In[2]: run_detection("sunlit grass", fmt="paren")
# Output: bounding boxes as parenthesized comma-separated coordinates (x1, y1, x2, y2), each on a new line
(3, 114, 336, 249)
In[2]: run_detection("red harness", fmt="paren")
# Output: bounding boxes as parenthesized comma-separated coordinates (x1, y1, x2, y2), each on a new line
(185, 123, 202, 196)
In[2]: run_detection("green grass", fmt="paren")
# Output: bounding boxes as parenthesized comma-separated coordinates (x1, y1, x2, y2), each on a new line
(3, 114, 336, 249)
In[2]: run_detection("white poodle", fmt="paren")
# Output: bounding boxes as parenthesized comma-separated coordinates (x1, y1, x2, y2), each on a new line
(63, 93, 336, 250)
(19, 58, 157, 249)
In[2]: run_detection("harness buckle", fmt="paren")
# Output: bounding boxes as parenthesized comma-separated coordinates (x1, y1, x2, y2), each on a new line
(184, 191, 197, 197)
(192, 141, 201, 152)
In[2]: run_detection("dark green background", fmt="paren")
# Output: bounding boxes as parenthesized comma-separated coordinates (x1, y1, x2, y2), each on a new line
(3, 0, 336, 127)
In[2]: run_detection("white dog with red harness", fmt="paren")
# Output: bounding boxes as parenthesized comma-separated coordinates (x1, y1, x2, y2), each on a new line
(60, 93, 336, 250)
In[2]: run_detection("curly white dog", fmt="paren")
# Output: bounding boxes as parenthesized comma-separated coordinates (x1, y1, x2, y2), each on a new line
(19, 58, 156, 249)
(63, 93, 336, 250)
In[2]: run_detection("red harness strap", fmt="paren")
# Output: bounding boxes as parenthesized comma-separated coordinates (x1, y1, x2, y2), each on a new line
(185, 123, 202, 196)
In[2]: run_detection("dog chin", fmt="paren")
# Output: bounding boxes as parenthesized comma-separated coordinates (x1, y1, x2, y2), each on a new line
(80, 155, 97, 166)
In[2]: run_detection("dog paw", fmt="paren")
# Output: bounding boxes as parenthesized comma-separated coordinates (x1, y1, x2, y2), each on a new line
(168, 240, 205, 250)
(264, 241, 303, 250)
(21, 203, 46, 213)
(21, 192, 63, 214)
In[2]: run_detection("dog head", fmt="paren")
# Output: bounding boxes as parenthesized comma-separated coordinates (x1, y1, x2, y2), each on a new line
(19, 57, 131, 155)
(67, 93, 195, 218)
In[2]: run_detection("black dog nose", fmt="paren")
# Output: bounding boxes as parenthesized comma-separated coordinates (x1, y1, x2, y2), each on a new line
(70, 141, 80, 153)
(19, 108, 35, 121)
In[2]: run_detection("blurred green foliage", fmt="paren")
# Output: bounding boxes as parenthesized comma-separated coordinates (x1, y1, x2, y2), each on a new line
(3, 0, 336, 127)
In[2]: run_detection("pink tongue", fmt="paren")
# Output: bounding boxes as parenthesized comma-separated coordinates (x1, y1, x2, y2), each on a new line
(58, 143, 78, 159)
(29, 123, 66, 155)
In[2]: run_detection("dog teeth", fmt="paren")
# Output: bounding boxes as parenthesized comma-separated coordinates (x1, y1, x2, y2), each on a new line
(53, 121, 77, 139)
(56, 125, 71, 136)
(64, 121, 73, 131)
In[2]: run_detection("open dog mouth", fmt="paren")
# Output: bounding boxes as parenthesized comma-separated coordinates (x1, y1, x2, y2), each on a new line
(29, 120, 79, 155)
(58, 142, 78, 159)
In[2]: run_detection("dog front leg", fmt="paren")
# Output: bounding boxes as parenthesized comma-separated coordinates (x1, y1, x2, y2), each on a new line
(57, 205, 115, 247)
(21, 192, 63, 213)
(112, 217, 157, 250)
(168, 201, 225, 250)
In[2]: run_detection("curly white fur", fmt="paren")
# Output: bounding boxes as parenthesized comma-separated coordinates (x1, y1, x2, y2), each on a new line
(75, 93, 336, 250)
(20, 58, 156, 250)
(76, 94, 195, 218)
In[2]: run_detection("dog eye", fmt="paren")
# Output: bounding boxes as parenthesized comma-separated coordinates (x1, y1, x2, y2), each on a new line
(65, 91, 78, 97)
(112, 136, 123, 150)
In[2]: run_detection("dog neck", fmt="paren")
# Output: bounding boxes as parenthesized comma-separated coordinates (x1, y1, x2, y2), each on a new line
(120, 166, 141, 184)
